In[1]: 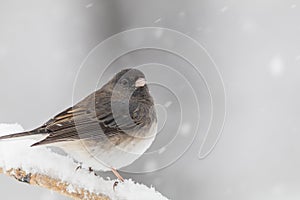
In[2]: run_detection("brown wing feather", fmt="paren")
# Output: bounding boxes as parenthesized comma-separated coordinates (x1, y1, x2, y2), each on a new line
(31, 90, 113, 146)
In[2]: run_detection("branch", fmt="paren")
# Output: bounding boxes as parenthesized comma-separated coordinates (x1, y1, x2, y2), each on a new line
(0, 167, 109, 200)
(0, 123, 168, 200)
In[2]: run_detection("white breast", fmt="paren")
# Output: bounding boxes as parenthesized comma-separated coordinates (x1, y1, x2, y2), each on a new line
(55, 121, 157, 171)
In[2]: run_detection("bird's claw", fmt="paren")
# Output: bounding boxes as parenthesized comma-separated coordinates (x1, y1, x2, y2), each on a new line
(75, 164, 82, 171)
(88, 167, 93, 172)
(88, 167, 98, 176)
(113, 181, 119, 191)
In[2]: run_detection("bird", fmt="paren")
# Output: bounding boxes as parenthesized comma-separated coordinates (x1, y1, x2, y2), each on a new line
(0, 68, 157, 184)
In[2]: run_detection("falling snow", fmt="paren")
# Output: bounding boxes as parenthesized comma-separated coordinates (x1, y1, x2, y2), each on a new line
(154, 18, 162, 24)
(164, 101, 172, 108)
(220, 6, 228, 12)
(269, 56, 284, 77)
(178, 11, 186, 17)
(85, 3, 93, 8)
(158, 147, 166, 154)
(180, 123, 191, 136)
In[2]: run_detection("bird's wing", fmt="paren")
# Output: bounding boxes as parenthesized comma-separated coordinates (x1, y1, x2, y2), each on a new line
(31, 106, 100, 146)
(31, 91, 140, 146)
(31, 91, 110, 146)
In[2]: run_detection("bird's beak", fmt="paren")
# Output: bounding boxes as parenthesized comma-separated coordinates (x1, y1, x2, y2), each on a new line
(135, 78, 146, 88)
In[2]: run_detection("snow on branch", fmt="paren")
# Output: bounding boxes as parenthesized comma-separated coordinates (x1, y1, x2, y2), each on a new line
(0, 167, 109, 200)
(0, 124, 168, 200)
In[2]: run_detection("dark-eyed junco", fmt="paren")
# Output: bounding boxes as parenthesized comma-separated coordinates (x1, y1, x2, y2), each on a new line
(0, 68, 157, 183)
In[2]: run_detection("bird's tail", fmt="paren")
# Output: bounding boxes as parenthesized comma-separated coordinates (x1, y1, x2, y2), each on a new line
(0, 130, 38, 140)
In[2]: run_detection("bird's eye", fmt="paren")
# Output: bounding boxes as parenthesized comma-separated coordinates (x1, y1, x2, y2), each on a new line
(120, 79, 128, 85)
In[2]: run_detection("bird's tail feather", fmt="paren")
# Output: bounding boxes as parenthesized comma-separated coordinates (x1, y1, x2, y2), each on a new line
(0, 131, 38, 140)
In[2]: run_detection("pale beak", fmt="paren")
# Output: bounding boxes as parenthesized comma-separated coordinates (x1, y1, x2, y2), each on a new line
(135, 78, 146, 88)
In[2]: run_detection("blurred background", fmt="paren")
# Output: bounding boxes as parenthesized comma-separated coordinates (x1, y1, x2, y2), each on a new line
(1, 0, 300, 199)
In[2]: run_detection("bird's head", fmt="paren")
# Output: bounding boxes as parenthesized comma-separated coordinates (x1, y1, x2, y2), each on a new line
(112, 68, 148, 95)
(115, 68, 146, 88)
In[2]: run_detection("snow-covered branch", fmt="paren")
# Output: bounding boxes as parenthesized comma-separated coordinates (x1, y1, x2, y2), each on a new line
(0, 124, 168, 200)
(0, 167, 109, 200)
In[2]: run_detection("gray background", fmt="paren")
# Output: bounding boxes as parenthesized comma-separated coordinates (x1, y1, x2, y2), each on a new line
(1, 0, 300, 200)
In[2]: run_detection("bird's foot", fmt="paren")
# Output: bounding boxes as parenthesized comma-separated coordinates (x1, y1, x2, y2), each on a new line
(113, 181, 119, 191)
(75, 163, 82, 171)
(88, 167, 93, 172)
(88, 167, 98, 176)
(111, 168, 124, 191)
